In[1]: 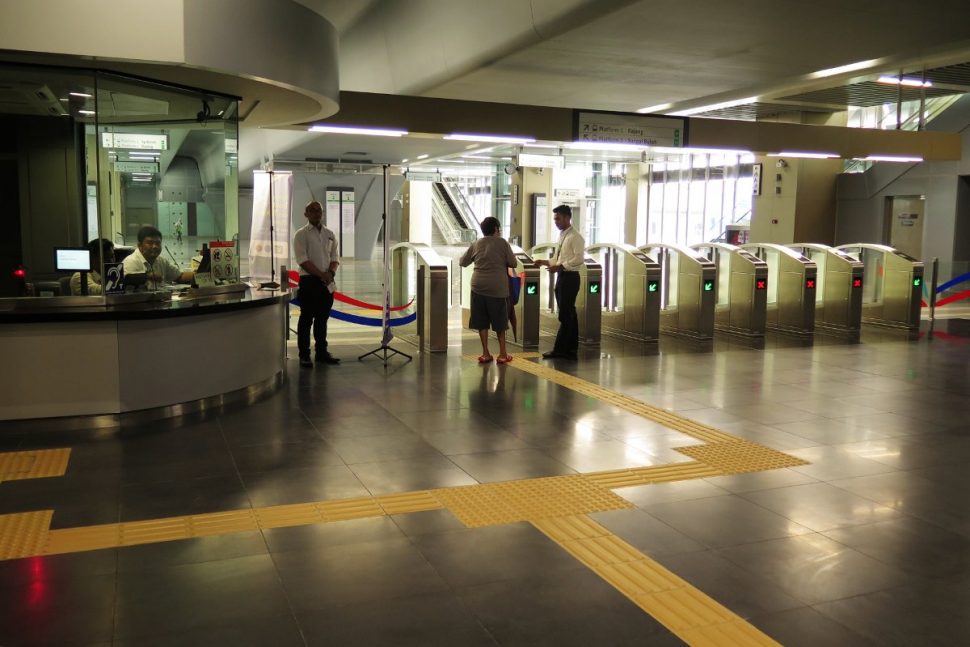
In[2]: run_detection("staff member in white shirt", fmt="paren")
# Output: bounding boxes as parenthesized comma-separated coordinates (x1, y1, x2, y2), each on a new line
(293, 200, 340, 367)
(122, 225, 194, 290)
(534, 204, 585, 360)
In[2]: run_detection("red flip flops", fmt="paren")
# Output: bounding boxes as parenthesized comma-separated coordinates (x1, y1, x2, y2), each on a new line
(496, 355, 513, 365)
(477, 355, 493, 364)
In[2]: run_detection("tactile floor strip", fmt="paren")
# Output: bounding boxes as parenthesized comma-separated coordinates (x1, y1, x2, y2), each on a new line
(675, 440, 809, 473)
(584, 461, 723, 488)
(433, 475, 633, 528)
(534, 515, 780, 646)
(505, 360, 739, 444)
(0, 448, 71, 482)
(0, 510, 52, 560)
(376, 491, 443, 515)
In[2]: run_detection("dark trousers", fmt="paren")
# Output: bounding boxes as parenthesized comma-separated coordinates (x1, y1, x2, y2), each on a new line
(553, 270, 580, 354)
(297, 276, 334, 359)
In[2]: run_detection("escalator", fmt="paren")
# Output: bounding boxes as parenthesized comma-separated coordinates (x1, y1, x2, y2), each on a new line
(431, 182, 478, 245)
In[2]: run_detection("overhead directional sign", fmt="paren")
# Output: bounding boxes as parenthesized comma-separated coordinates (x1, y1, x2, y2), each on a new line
(406, 171, 442, 182)
(574, 111, 686, 147)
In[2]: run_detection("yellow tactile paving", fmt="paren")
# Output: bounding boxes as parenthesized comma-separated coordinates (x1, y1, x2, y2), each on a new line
(432, 475, 633, 528)
(0, 510, 53, 560)
(0, 448, 71, 482)
(0, 355, 805, 647)
(584, 461, 723, 488)
(535, 515, 781, 646)
(505, 359, 740, 444)
(375, 491, 443, 515)
(675, 440, 809, 473)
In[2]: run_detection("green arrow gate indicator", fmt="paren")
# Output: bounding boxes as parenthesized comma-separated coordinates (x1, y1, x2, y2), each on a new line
(703, 281, 714, 292)
(526, 284, 537, 295)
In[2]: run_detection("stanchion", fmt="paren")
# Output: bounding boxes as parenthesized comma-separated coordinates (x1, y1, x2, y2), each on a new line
(360, 164, 412, 367)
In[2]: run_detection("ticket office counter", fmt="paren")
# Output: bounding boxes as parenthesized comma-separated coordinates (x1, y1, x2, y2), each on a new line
(0, 287, 287, 426)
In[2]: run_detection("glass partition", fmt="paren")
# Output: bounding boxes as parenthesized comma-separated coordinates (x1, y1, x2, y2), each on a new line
(0, 63, 239, 300)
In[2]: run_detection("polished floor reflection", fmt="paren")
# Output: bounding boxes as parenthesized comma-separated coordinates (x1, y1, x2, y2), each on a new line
(0, 310, 968, 645)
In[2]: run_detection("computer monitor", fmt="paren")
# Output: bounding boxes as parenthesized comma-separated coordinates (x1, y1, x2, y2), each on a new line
(54, 247, 91, 272)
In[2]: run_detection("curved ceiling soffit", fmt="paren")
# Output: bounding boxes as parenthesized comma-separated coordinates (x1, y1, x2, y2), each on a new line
(337, 0, 639, 97)
(0, 0, 340, 128)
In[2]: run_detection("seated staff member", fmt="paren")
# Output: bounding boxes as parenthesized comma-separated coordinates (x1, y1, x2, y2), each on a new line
(70, 238, 114, 295)
(122, 225, 193, 290)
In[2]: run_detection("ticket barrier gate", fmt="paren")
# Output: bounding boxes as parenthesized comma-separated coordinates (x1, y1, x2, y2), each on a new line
(586, 243, 661, 343)
(391, 243, 449, 352)
(691, 243, 767, 338)
(528, 244, 602, 346)
(788, 243, 863, 340)
(740, 243, 816, 337)
(834, 243, 923, 334)
(508, 245, 541, 349)
(637, 243, 715, 342)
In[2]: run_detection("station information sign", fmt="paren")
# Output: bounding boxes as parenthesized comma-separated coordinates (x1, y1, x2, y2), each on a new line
(100, 133, 169, 150)
(573, 111, 687, 147)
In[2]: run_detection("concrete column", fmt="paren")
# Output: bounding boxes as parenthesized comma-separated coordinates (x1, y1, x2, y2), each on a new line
(403, 181, 433, 244)
(624, 162, 649, 245)
(510, 167, 553, 248)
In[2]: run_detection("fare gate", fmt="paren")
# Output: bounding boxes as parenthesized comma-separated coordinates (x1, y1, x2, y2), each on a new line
(788, 243, 864, 340)
(835, 243, 923, 334)
(637, 243, 716, 342)
(391, 243, 449, 352)
(740, 243, 817, 337)
(528, 244, 602, 346)
(692, 242, 768, 338)
(587, 243, 662, 343)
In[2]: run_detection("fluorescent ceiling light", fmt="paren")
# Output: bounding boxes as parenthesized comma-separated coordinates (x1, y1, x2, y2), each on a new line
(650, 145, 751, 156)
(670, 97, 758, 116)
(462, 155, 494, 160)
(401, 158, 409, 163)
(69, 92, 93, 98)
(78, 110, 96, 115)
(444, 133, 535, 144)
(416, 154, 429, 160)
(859, 155, 923, 163)
(768, 151, 838, 159)
(522, 143, 560, 149)
(567, 142, 646, 152)
(308, 125, 408, 137)
(636, 103, 673, 114)
(877, 75, 932, 88)
(810, 59, 882, 79)
(132, 177, 153, 182)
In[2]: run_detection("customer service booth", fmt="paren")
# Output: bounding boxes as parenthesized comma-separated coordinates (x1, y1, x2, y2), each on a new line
(0, 63, 286, 428)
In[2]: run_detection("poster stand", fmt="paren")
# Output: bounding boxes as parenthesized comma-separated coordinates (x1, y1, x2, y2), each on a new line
(359, 164, 412, 366)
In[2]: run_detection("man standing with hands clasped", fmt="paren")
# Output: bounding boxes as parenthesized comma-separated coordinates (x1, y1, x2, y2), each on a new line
(294, 200, 341, 367)
(534, 204, 585, 360)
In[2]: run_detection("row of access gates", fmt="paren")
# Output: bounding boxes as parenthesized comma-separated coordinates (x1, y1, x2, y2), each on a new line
(388, 242, 924, 352)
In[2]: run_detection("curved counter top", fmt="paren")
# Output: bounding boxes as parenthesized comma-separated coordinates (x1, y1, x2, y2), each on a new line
(0, 286, 289, 427)
(0, 285, 287, 323)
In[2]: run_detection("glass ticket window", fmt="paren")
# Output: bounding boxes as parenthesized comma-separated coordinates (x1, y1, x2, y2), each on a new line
(0, 63, 239, 300)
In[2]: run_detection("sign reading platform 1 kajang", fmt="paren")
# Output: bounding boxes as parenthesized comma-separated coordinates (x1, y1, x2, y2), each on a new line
(573, 111, 687, 148)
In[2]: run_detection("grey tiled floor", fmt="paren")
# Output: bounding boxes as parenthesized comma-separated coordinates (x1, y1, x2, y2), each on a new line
(0, 298, 968, 644)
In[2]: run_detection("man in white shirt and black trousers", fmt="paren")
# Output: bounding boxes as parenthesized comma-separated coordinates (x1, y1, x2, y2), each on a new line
(535, 204, 585, 360)
(293, 200, 341, 367)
